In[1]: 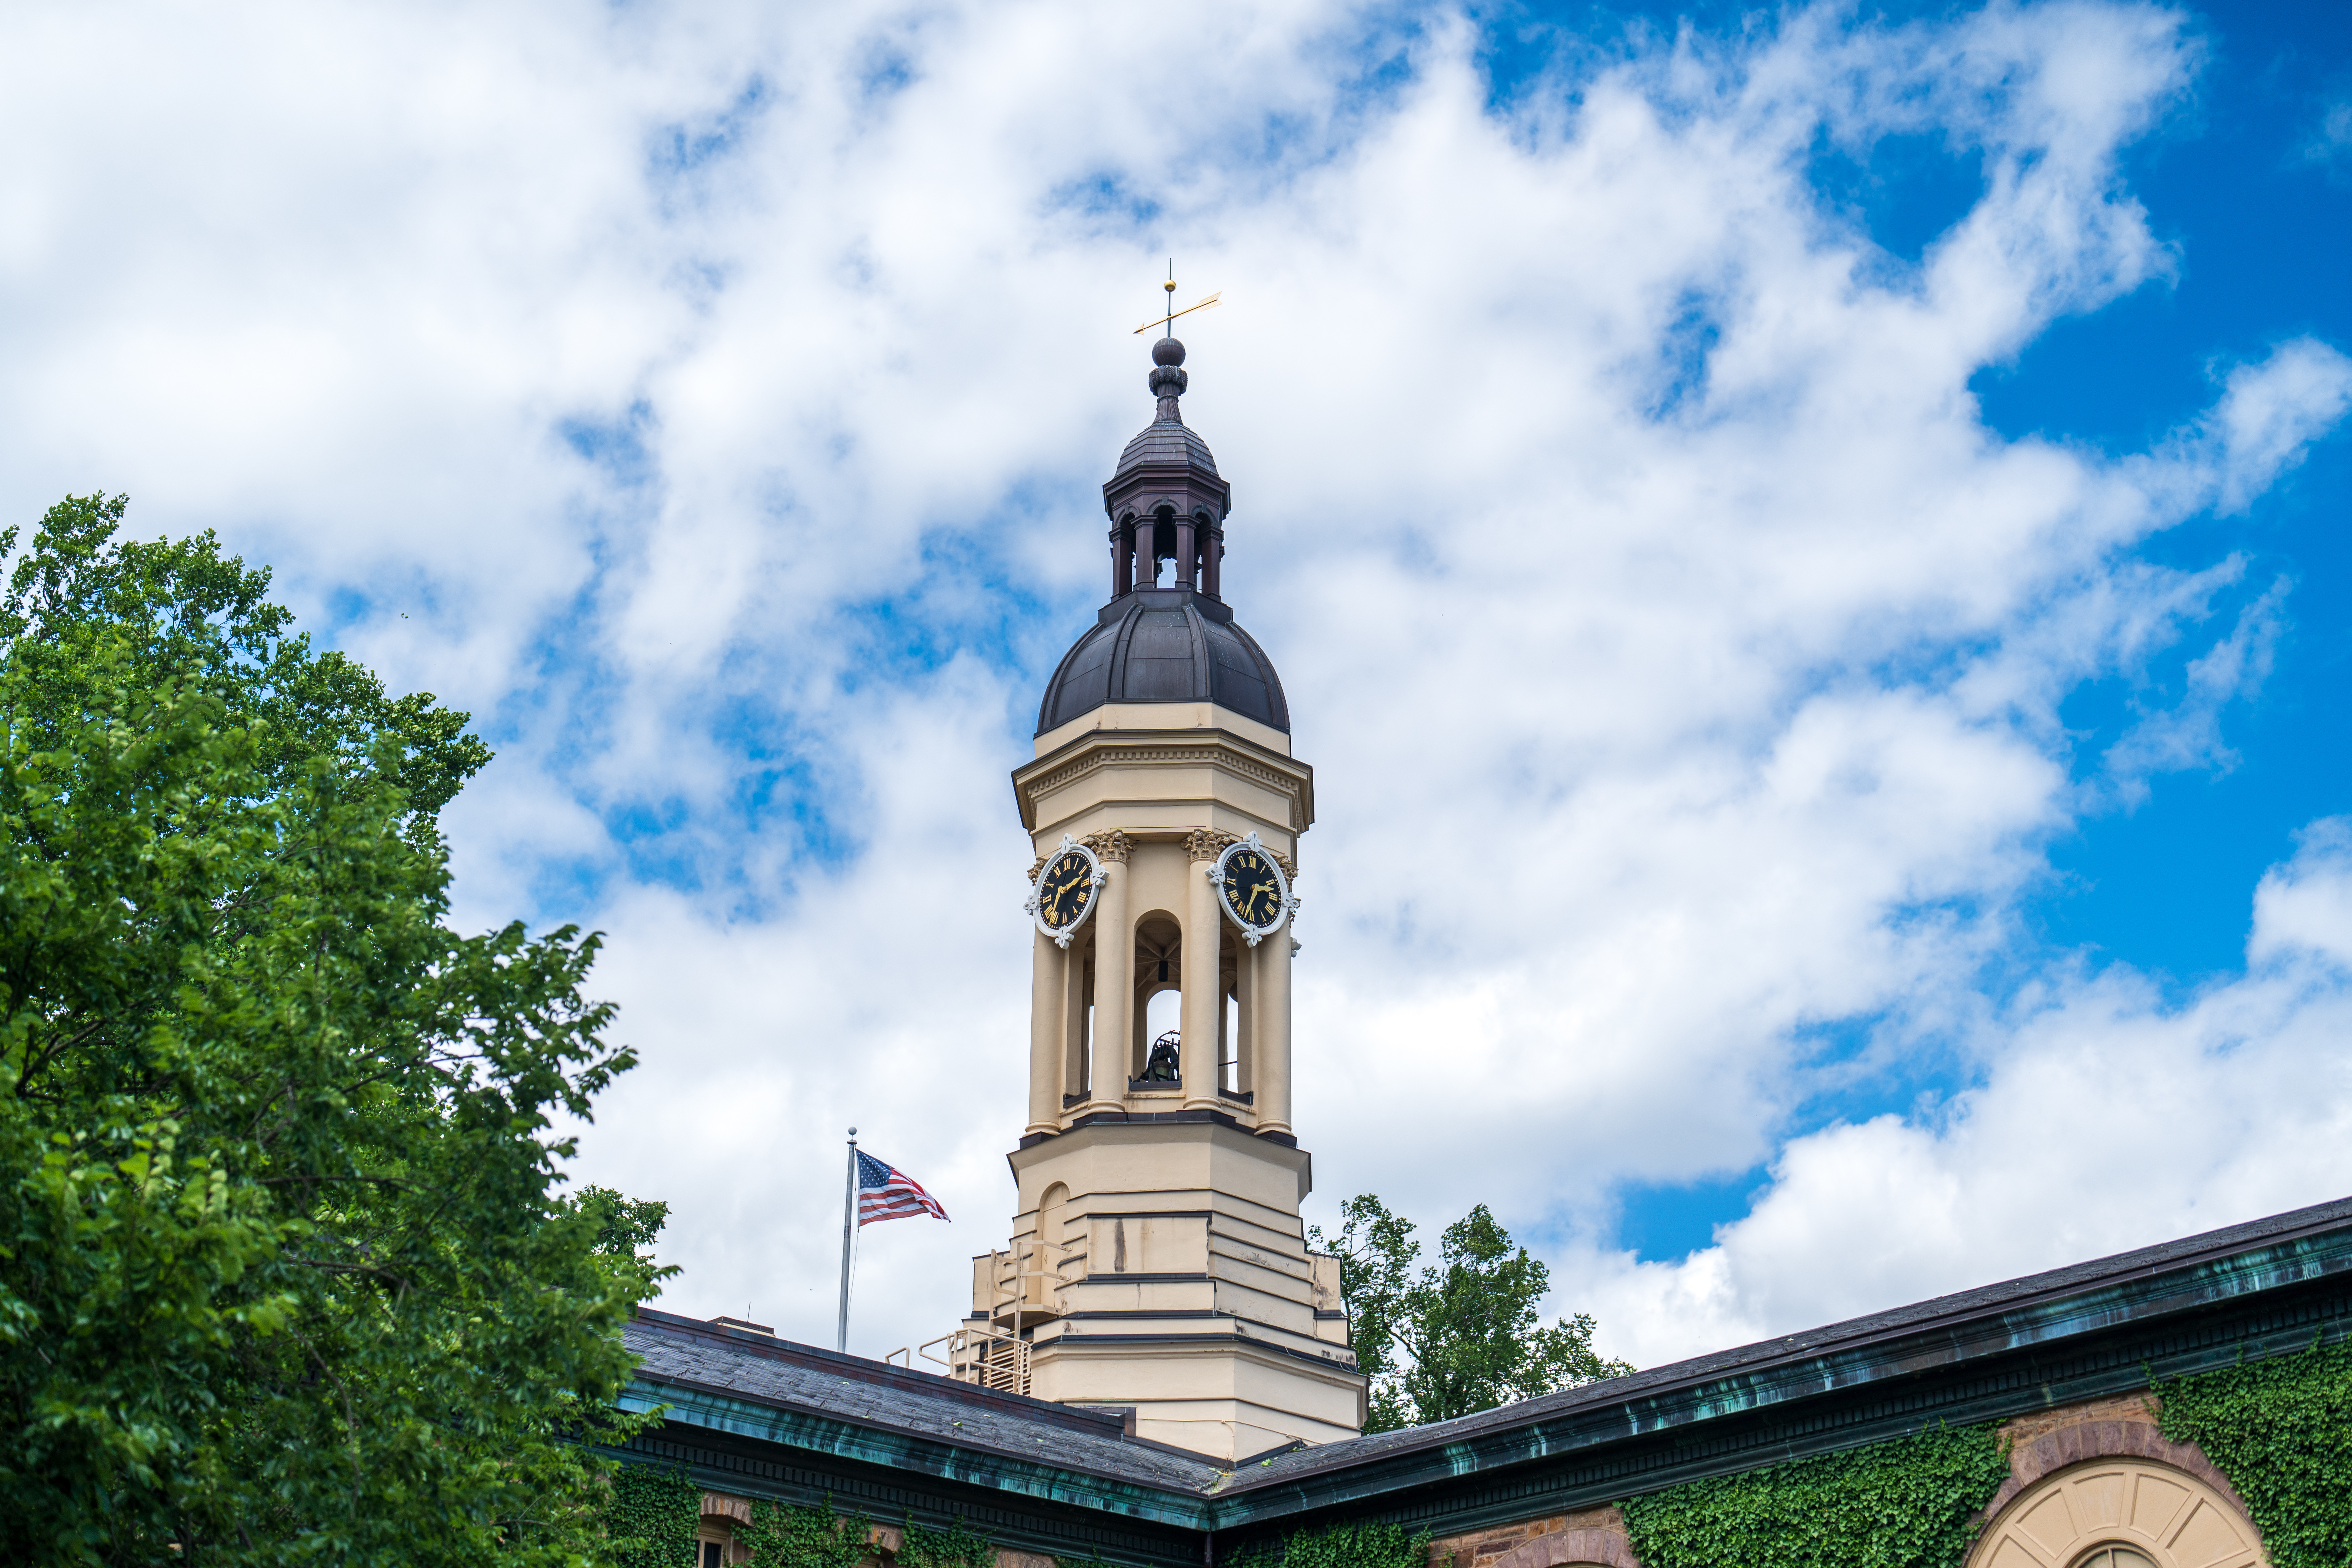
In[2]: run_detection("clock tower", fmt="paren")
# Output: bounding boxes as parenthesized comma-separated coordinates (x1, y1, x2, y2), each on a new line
(943, 327, 1365, 1460)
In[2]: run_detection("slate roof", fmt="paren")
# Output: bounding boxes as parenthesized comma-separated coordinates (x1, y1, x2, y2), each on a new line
(1113, 416, 1219, 479)
(1224, 1190, 2352, 1492)
(622, 1191, 2352, 1523)
(625, 1311, 1223, 1494)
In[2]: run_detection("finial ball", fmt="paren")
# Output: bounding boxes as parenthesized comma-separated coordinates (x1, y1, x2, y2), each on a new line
(1153, 336, 1187, 367)
(1164, 279, 1178, 293)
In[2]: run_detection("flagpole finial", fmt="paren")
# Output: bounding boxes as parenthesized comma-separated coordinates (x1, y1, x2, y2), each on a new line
(848, 1127, 857, 1137)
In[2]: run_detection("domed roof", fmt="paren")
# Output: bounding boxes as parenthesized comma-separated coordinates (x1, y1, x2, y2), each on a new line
(1037, 589, 1289, 735)
(1113, 418, 1219, 480)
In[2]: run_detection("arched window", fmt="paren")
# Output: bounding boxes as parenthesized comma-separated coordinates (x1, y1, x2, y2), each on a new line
(1970, 1458, 2262, 1568)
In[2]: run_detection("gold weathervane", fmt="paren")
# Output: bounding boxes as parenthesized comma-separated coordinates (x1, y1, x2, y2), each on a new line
(1135, 271, 1222, 334)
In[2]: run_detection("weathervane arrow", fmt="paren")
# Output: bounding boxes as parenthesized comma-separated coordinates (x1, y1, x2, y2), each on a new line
(1135, 262, 1221, 335)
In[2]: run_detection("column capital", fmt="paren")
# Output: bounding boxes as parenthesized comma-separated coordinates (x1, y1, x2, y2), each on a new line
(1185, 827, 1239, 862)
(1081, 829, 1134, 865)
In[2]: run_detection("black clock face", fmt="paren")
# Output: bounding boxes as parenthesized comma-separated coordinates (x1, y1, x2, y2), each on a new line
(1036, 850, 1096, 931)
(1220, 848, 1284, 929)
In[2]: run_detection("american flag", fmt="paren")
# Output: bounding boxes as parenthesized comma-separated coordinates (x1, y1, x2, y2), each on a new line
(856, 1150, 949, 1226)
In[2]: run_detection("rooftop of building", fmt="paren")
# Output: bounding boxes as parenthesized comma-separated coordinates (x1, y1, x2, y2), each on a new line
(622, 1189, 2352, 1534)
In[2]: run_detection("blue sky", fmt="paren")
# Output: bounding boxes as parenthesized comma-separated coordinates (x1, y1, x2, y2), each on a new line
(4, 0, 2352, 1368)
(1557, 0, 2352, 1260)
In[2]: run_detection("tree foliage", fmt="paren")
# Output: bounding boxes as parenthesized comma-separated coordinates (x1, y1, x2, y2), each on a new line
(1312, 1195, 1632, 1432)
(0, 495, 653, 1564)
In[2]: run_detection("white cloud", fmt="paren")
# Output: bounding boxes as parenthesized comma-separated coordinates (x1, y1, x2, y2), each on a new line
(1585, 820, 2352, 1368)
(3, 0, 2349, 1371)
(2298, 92, 2352, 181)
(2250, 818, 2352, 971)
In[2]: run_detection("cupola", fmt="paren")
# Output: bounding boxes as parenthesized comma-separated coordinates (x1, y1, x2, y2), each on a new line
(1036, 334, 1289, 735)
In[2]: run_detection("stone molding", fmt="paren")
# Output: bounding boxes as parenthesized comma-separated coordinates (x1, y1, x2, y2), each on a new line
(1083, 829, 1134, 864)
(1490, 1528, 1639, 1568)
(1976, 1417, 2253, 1529)
(700, 1491, 751, 1524)
(1186, 828, 1239, 861)
(1019, 740, 1309, 833)
(1025, 856, 1044, 885)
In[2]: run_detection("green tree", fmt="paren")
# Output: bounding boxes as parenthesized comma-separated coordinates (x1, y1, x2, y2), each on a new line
(0, 495, 654, 1564)
(1313, 1195, 1632, 1432)
(577, 1185, 674, 1277)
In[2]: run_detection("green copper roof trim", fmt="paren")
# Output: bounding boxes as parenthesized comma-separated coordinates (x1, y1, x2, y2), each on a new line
(620, 1378, 1219, 1530)
(1198, 1209, 2352, 1534)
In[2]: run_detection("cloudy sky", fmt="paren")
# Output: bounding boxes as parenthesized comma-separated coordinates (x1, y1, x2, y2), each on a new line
(6, 0, 2352, 1374)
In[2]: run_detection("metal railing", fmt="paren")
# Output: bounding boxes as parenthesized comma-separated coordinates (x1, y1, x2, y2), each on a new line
(918, 1322, 1033, 1394)
(914, 1239, 1074, 1398)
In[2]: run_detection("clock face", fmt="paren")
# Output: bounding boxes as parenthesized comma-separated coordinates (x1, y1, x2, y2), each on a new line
(1219, 845, 1286, 931)
(1034, 848, 1099, 934)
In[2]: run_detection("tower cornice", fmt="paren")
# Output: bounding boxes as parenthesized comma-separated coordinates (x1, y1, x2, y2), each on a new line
(1011, 727, 1315, 844)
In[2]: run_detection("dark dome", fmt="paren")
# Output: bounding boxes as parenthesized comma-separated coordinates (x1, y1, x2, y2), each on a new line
(1037, 588, 1289, 735)
(1112, 418, 1219, 481)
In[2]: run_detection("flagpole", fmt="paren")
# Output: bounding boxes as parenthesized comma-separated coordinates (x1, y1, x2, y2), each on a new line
(837, 1127, 857, 1353)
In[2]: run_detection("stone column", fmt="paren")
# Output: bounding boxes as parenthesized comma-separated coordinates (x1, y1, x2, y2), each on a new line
(1203, 527, 1222, 599)
(1173, 516, 1197, 592)
(1255, 923, 1293, 1137)
(1027, 928, 1062, 1137)
(1084, 836, 1132, 1114)
(1112, 523, 1131, 600)
(1182, 831, 1226, 1111)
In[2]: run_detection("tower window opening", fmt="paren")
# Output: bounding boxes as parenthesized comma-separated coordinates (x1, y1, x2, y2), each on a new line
(1144, 987, 1181, 1043)
(1221, 991, 1238, 1093)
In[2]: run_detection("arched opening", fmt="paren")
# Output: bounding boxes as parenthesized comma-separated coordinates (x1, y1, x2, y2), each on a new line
(1035, 1182, 1072, 1305)
(1138, 507, 1173, 588)
(1969, 1457, 2262, 1568)
(1038, 1182, 1070, 1248)
(1114, 510, 1138, 597)
(1132, 912, 1182, 1084)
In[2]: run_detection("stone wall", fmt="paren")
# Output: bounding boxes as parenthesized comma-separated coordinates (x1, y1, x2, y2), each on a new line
(1427, 1505, 1634, 1568)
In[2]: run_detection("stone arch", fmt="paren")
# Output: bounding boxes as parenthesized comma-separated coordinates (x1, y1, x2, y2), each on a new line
(696, 1492, 751, 1565)
(1491, 1525, 1640, 1568)
(1968, 1455, 2263, 1568)
(1037, 1182, 1071, 1249)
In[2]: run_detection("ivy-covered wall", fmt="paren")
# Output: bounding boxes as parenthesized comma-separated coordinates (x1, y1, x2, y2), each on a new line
(1225, 1519, 1431, 1568)
(734, 1501, 999, 1568)
(598, 1483, 1008, 1568)
(2158, 1333, 2352, 1568)
(606, 1462, 700, 1568)
(1619, 1425, 2012, 1568)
